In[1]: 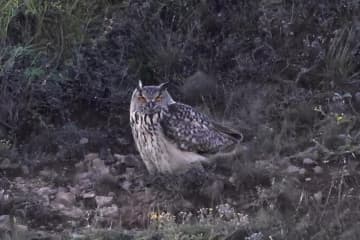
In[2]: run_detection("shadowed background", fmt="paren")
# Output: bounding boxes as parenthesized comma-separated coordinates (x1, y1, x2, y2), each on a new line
(1, 0, 360, 239)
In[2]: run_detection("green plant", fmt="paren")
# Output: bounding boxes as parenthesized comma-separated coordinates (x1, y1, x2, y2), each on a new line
(325, 27, 358, 85)
(0, 0, 19, 42)
(1, 0, 109, 66)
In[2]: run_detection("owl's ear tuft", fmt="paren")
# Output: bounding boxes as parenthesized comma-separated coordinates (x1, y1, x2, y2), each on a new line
(137, 80, 143, 93)
(159, 81, 169, 92)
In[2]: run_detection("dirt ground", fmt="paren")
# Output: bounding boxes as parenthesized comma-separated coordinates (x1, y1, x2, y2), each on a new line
(1, 1, 360, 239)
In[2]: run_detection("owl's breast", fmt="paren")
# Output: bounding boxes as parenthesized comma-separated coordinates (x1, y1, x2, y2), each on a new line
(130, 111, 162, 131)
(130, 111, 165, 168)
(130, 113, 160, 154)
(130, 110, 205, 174)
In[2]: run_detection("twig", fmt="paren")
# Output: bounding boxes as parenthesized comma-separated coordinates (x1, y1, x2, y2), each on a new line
(0, 119, 14, 130)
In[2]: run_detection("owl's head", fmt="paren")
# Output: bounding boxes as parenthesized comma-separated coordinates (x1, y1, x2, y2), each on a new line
(130, 81, 174, 114)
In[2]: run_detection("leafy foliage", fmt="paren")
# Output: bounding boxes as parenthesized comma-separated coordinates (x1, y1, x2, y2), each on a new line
(1, 0, 360, 239)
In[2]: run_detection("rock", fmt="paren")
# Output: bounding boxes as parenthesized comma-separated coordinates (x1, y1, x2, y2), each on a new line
(116, 137, 130, 145)
(62, 207, 83, 219)
(0, 215, 33, 240)
(228, 175, 236, 184)
(313, 166, 323, 174)
(286, 165, 300, 173)
(126, 167, 135, 175)
(36, 187, 55, 195)
(75, 172, 91, 182)
(54, 190, 76, 207)
(0, 158, 18, 170)
(84, 153, 99, 162)
(15, 177, 23, 182)
(39, 169, 57, 179)
(37, 187, 55, 204)
(120, 180, 131, 191)
(92, 158, 110, 175)
(246, 232, 264, 240)
(21, 166, 29, 175)
(0, 215, 12, 232)
(95, 196, 113, 207)
(303, 158, 315, 165)
(114, 154, 126, 162)
(99, 204, 119, 218)
(52, 203, 66, 210)
(75, 161, 85, 170)
(83, 192, 96, 199)
(79, 137, 89, 144)
(299, 168, 306, 175)
(15, 224, 28, 232)
(314, 191, 322, 202)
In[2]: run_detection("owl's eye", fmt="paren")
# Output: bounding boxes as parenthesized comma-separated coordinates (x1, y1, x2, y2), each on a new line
(138, 96, 147, 102)
(155, 95, 162, 101)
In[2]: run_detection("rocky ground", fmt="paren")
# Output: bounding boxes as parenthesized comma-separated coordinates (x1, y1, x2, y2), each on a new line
(1, 0, 360, 239)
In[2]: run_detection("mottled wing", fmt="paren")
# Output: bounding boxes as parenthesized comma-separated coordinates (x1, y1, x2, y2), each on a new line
(160, 103, 241, 154)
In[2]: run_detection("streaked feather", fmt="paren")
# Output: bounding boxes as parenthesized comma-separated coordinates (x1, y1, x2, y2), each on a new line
(160, 103, 241, 155)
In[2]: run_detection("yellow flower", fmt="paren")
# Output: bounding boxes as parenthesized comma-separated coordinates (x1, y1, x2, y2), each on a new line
(335, 113, 345, 124)
(149, 212, 159, 221)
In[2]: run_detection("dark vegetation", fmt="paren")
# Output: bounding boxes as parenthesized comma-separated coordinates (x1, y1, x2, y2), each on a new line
(1, 0, 360, 239)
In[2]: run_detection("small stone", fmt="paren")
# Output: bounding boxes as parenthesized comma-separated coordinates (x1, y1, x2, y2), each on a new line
(126, 167, 135, 175)
(314, 191, 322, 202)
(343, 92, 352, 99)
(52, 203, 66, 210)
(15, 224, 28, 232)
(303, 158, 315, 165)
(76, 172, 91, 181)
(0, 158, 10, 168)
(54, 190, 76, 207)
(0, 158, 18, 169)
(286, 165, 300, 173)
(299, 168, 306, 175)
(37, 187, 53, 195)
(114, 154, 125, 162)
(75, 161, 85, 169)
(0, 215, 11, 231)
(82, 192, 95, 199)
(62, 207, 83, 219)
(79, 137, 89, 144)
(120, 180, 131, 191)
(116, 138, 130, 145)
(37, 187, 55, 204)
(246, 232, 264, 240)
(313, 166, 323, 174)
(305, 177, 311, 181)
(229, 176, 236, 184)
(92, 158, 109, 175)
(99, 204, 119, 218)
(95, 196, 113, 207)
(39, 169, 55, 179)
(21, 165, 30, 175)
(84, 153, 99, 162)
(15, 177, 23, 182)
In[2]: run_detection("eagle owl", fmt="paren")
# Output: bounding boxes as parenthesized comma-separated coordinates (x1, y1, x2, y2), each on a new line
(130, 81, 242, 174)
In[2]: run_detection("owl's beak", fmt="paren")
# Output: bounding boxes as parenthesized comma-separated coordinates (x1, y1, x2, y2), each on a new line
(148, 101, 155, 108)
(146, 101, 157, 114)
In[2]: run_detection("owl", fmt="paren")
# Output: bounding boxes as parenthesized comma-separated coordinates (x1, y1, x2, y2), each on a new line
(129, 81, 242, 174)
